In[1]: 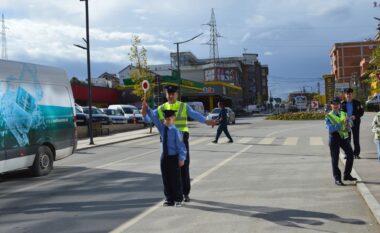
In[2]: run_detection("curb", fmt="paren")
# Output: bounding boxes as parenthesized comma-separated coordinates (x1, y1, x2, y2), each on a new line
(339, 153, 380, 224)
(76, 132, 159, 151)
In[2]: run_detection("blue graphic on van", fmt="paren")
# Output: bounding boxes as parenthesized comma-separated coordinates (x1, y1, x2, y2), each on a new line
(0, 64, 45, 147)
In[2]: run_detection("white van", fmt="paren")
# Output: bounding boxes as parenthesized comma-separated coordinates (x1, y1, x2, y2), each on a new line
(366, 94, 380, 106)
(0, 60, 77, 176)
(187, 102, 205, 115)
(108, 104, 144, 123)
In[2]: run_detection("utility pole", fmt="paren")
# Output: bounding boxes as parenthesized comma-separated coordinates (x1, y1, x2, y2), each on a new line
(74, 0, 94, 145)
(1, 13, 8, 60)
(317, 82, 320, 94)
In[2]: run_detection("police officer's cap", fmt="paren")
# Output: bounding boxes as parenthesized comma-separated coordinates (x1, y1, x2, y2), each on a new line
(344, 88, 353, 93)
(163, 109, 177, 118)
(330, 97, 341, 104)
(165, 85, 178, 93)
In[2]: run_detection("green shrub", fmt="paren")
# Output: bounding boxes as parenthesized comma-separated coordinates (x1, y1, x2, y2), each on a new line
(266, 112, 327, 120)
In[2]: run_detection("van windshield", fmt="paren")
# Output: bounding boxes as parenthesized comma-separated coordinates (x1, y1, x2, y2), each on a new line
(122, 107, 135, 114)
(212, 108, 221, 114)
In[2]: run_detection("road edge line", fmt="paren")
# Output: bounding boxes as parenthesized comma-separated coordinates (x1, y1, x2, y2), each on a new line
(339, 152, 380, 224)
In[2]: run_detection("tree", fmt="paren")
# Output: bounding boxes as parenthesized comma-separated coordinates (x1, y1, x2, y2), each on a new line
(364, 43, 380, 96)
(128, 35, 155, 102)
(70, 77, 84, 85)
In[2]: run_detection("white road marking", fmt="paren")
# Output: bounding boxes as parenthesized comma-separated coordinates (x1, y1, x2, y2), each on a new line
(283, 137, 298, 146)
(189, 137, 210, 146)
(136, 139, 158, 146)
(109, 145, 253, 233)
(258, 137, 275, 145)
(237, 137, 252, 144)
(0, 149, 159, 199)
(206, 138, 229, 145)
(310, 137, 324, 146)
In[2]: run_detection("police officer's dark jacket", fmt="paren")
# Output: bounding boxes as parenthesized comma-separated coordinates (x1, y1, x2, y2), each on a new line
(341, 99, 364, 123)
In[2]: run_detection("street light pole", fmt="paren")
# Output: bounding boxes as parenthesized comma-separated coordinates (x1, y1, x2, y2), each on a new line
(173, 32, 203, 100)
(75, 0, 94, 145)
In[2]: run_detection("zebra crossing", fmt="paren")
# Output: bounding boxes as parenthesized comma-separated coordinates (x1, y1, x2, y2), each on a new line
(133, 136, 326, 147)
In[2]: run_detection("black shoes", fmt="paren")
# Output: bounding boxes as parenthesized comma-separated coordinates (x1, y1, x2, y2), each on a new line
(355, 155, 361, 159)
(343, 175, 358, 181)
(184, 195, 190, 202)
(335, 180, 345, 186)
(212, 140, 218, 143)
(228, 140, 233, 143)
(163, 200, 174, 206)
(174, 202, 183, 207)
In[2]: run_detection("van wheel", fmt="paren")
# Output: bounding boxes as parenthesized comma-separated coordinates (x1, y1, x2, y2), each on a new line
(31, 146, 54, 177)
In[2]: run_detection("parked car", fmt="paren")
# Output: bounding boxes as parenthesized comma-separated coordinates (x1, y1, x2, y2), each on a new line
(82, 106, 112, 125)
(246, 105, 260, 113)
(206, 107, 236, 124)
(366, 94, 380, 106)
(75, 104, 89, 126)
(108, 104, 144, 124)
(102, 108, 127, 124)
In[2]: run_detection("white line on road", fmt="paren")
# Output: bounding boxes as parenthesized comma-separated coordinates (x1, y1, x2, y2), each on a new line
(0, 149, 159, 199)
(283, 137, 298, 146)
(190, 137, 210, 146)
(258, 137, 275, 145)
(109, 145, 253, 233)
(309, 137, 324, 146)
(237, 137, 252, 144)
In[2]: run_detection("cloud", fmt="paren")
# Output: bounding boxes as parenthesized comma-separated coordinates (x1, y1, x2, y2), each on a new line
(264, 51, 273, 56)
(240, 32, 251, 43)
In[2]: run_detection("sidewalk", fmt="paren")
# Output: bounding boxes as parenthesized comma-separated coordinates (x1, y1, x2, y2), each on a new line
(76, 127, 159, 151)
(340, 112, 380, 224)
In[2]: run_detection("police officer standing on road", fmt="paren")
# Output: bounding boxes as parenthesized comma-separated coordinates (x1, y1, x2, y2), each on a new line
(325, 97, 357, 186)
(212, 101, 233, 143)
(341, 88, 364, 159)
(152, 85, 215, 202)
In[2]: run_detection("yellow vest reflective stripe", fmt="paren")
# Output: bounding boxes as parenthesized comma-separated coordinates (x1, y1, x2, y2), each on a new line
(326, 111, 349, 139)
(158, 101, 189, 132)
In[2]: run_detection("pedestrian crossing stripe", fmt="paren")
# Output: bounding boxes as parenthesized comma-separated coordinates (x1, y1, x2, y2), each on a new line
(283, 137, 298, 146)
(134, 136, 325, 146)
(258, 137, 275, 145)
(310, 137, 324, 146)
(237, 137, 252, 144)
(190, 137, 211, 146)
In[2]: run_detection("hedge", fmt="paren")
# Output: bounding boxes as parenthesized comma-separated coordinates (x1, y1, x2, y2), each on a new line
(266, 112, 327, 120)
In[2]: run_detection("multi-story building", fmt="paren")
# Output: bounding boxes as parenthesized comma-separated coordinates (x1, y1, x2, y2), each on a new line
(330, 41, 376, 85)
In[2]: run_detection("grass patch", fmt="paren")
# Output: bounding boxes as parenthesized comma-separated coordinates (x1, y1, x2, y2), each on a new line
(266, 112, 327, 120)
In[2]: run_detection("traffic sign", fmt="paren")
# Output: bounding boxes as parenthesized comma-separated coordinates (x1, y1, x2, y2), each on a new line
(311, 101, 319, 109)
(142, 80, 149, 93)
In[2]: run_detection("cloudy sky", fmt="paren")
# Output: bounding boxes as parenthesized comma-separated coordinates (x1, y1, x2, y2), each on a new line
(1, 0, 379, 98)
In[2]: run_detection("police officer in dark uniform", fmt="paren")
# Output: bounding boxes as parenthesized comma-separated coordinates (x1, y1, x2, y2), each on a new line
(325, 97, 357, 186)
(212, 101, 233, 143)
(341, 88, 364, 159)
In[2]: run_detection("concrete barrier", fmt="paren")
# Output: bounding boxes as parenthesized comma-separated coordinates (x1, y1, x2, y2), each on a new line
(77, 123, 146, 139)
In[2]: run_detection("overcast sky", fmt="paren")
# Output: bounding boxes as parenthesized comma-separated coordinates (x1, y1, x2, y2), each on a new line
(1, 0, 379, 98)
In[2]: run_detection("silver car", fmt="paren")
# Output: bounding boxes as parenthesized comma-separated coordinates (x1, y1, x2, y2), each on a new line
(206, 107, 236, 124)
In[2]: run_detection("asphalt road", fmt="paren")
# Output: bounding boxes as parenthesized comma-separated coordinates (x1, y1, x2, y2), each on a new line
(0, 116, 379, 233)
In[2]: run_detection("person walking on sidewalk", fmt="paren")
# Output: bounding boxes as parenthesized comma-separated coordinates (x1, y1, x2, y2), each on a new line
(325, 97, 357, 186)
(371, 111, 380, 163)
(152, 85, 215, 203)
(142, 99, 187, 207)
(212, 101, 233, 144)
(341, 88, 364, 159)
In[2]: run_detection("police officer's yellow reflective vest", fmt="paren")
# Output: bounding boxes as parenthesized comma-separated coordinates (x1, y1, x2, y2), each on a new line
(326, 111, 349, 139)
(158, 101, 188, 132)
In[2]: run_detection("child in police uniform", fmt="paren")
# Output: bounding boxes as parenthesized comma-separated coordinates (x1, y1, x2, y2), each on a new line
(371, 112, 380, 163)
(142, 98, 187, 207)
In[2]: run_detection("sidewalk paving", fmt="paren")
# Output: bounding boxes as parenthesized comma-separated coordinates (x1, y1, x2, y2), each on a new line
(340, 112, 380, 224)
(76, 127, 159, 151)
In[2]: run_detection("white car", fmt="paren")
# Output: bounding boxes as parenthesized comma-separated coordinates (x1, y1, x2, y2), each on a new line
(366, 94, 380, 106)
(206, 107, 236, 124)
(108, 104, 144, 123)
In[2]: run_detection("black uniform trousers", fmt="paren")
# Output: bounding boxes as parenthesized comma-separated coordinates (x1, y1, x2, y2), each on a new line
(348, 120, 361, 156)
(215, 123, 232, 141)
(181, 132, 191, 196)
(329, 133, 354, 181)
(161, 155, 183, 202)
